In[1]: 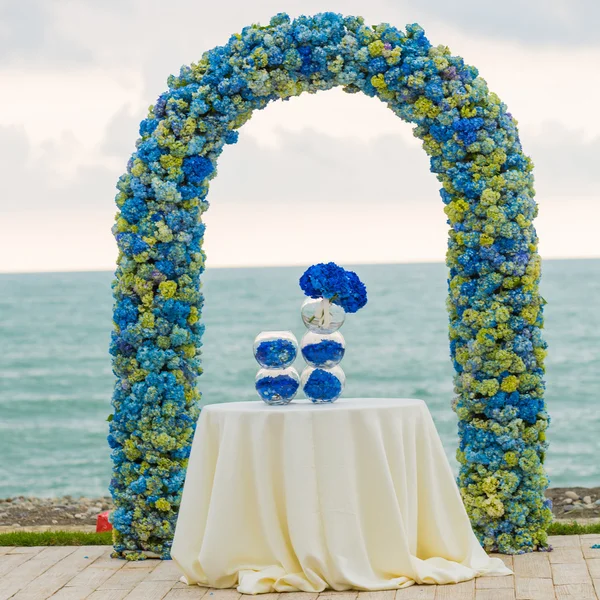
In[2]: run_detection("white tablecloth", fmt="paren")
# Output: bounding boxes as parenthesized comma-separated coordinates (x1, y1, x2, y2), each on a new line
(171, 398, 510, 593)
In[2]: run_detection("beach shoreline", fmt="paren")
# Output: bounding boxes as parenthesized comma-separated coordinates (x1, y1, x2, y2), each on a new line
(1, 487, 599, 530)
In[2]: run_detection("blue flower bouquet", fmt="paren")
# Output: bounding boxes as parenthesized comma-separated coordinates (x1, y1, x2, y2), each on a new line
(299, 263, 366, 403)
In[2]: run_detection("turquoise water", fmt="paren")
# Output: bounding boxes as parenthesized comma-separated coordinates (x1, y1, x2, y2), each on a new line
(0, 260, 598, 497)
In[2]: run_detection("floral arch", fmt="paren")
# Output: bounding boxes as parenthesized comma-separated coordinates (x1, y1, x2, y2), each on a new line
(108, 12, 551, 559)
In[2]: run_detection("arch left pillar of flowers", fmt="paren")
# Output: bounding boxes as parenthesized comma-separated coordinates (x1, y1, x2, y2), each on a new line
(109, 12, 551, 559)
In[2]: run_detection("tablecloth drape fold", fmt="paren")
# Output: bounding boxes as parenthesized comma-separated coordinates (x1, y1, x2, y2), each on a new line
(171, 399, 510, 593)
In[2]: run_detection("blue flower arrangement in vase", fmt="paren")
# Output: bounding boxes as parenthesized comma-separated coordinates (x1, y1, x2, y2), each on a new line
(254, 331, 298, 368)
(301, 331, 345, 368)
(255, 367, 300, 404)
(301, 365, 346, 403)
(299, 263, 367, 403)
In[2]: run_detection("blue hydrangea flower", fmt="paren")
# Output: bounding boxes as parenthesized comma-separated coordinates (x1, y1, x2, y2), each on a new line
(299, 262, 367, 313)
(255, 339, 297, 368)
(255, 374, 299, 401)
(303, 368, 343, 402)
(301, 340, 345, 366)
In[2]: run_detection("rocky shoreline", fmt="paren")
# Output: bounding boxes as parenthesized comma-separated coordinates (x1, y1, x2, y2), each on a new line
(0, 496, 112, 529)
(1, 488, 599, 530)
(546, 487, 600, 519)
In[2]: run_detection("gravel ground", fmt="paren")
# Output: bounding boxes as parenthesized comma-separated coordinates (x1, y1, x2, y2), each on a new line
(546, 487, 600, 519)
(0, 496, 112, 529)
(1, 488, 599, 529)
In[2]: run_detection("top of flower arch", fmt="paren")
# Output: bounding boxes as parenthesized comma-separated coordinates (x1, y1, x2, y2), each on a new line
(124, 10, 509, 230)
(163, 11, 481, 105)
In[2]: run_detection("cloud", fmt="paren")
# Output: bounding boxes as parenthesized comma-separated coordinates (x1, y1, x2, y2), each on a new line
(210, 123, 600, 216)
(0, 125, 29, 171)
(210, 128, 440, 206)
(0, 0, 596, 77)
(526, 122, 600, 196)
(399, 0, 600, 47)
(0, 0, 94, 66)
(3, 113, 599, 216)
(0, 125, 116, 213)
(0, 119, 439, 215)
(1, 1, 598, 272)
(1, 118, 598, 272)
(100, 104, 141, 159)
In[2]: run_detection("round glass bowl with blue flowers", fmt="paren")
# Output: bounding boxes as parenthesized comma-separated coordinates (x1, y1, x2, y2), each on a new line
(255, 367, 300, 405)
(301, 330, 345, 368)
(301, 365, 345, 404)
(253, 331, 298, 368)
(301, 298, 346, 334)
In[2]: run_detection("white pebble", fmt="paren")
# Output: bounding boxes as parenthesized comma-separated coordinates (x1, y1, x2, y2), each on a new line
(583, 495, 592, 504)
(565, 491, 580, 500)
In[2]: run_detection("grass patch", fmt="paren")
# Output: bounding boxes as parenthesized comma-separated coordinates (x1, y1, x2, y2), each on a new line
(548, 521, 600, 536)
(0, 530, 113, 547)
(0, 522, 597, 548)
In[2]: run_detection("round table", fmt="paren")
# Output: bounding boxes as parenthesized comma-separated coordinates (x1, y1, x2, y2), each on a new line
(171, 398, 510, 593)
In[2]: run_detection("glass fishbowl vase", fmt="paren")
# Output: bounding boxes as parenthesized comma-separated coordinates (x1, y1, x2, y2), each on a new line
(300, 297, 345, 334)
(300, 330, 345, 368)
(253, 330, 298, 369)
(255, 367, 300, 405)
(301, 365, 345, 404)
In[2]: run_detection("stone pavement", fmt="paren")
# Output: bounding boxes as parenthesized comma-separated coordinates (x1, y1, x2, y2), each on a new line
(1, 535, 599, 600)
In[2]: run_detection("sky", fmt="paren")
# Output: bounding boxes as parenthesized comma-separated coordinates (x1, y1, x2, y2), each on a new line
(0, 0, 599, 272)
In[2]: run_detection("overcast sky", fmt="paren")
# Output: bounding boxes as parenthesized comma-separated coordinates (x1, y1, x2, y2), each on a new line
(1, 0, 599, 272)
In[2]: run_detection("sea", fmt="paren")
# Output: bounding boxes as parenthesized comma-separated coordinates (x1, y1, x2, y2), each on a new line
(1, 260, 599, 498)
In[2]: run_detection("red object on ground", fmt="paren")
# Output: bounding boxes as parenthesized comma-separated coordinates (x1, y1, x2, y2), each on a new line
(96, 511, 113, 533)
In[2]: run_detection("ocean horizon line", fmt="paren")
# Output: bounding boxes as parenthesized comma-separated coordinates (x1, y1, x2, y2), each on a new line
(1, 255, 599, 276)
